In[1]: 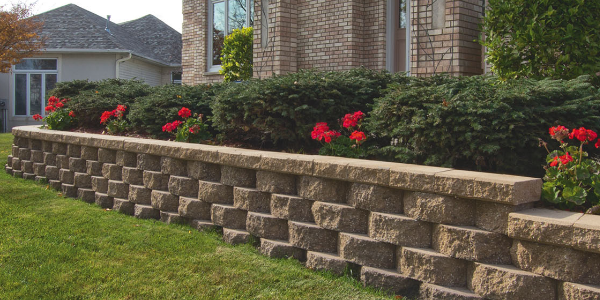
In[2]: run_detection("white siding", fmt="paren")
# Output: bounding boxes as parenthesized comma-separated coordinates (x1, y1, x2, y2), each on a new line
(119, 58, 162, 86)
(61, 53, 117, 81)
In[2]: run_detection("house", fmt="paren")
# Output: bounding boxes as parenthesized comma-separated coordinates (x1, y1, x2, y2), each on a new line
(0, 4, 182, 131)
(182, 0, 485, 85)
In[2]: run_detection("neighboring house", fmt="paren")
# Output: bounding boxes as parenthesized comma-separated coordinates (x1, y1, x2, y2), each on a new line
(0, 4, 182, 131)
(182, 0, 486, 85)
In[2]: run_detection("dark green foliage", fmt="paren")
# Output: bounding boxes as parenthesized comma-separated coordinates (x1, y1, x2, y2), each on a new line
(366, 75, 600, 177)
(481, 0, 600, 80)
(61, 79, 151, 129)
(127, 84, 216, 138)
(50, 79, 99, 99)
(211, 68, 407, 149)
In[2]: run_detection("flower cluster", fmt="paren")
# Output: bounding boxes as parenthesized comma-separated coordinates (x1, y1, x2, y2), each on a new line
(33, 96, 76, 130)
(549, 152, 573, 167)
(311, 122, 340, 143)
(44, 96, 67, 113)
(342, 111, 364, 128)
(162, 120, 183, 132)
(162, 107, 211, 143)
(178, 107, 192, 119)
(311, 111, 368, 158)
(100, 105, 127, 125)
(569, 127, 599, 145)
(32, 114, 43, 121)
(100, 105, 128, 134)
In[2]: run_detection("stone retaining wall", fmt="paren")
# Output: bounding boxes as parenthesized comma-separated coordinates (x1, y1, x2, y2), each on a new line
(5, 126, 600, 299)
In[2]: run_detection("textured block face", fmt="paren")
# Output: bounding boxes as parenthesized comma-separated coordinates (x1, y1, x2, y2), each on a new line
(80, 146, 99, 161)
(161, 157, 187, 176)
(42, 141, 53, 152)
(74, 172, 92, 188)
(419, 283, 483, 300)
(233, 187, 270, 213)
(211, 204, 247, 229)
(95, 193, 114, 208)
(573, 214, 600, 254)
(256, 171, 296, 194)
(178, 197, 211, 220)
(45, 166, 59, 180)
(246, 212, 289, 240)
(66, 144, 81, 158)
(404, 192, 475, 226)
(151, 190, 180, 212)
(48, 180, 62, 190)
(160, 211, 186, 225)
(259, 239, 305, 260)
(77, 188, 96, 203)
(69, 157, 87, 173)
(297, 176, 347, 203)
(508, 208, 581, 247)
(187, 161, 221, 181)
(113, 198, 135, 215)
(137, 154, 161, 171)
(86, 161, 103, 176)
(476, 201, 532, 234)
(312, 202, 368, 233)
(222, 228, 251, 245)
(338, 233, 396, 269)
(30, 150, 43, 163)
(22, 161, 34, 174)
(305, 251, 349, 275)
(61, 183, 78, 198)
(33, 163, 46, 176)
(143, 171, 170, 191)
(23, 172, 36, 180)
(220, 166, 256, 188)
(134, 204, 160, 220)
(347, 183, 403, 214)
(368, 212, 432, 248)
(116, 151, 137, 167)
(98, 148, 117, 163)
(559, 282, 600, 300)
(107, 180, 129, 199)
(128, 185, 152, 205)
(59, 169, 75, 184)
(468, 263, 556, 300)
(91, 176, 108, 193)
(271, 194, 314, 222)
(102, 164, 122, 181)
(11, 158, 21, 171)
(360, 267, 419, 296)
(399, 247, 468, 287)
(12, 145, 19, 157)
(511, 240, 600, 285)
(168, 176, 199, 197)
(121, 167, 144, 185)
(288, 221, 338, 253)
(6, 155, 12, 168)
(18, 148, 31, 160)
(43, 152, 56, 166)
(29, 139, 42, 150)
(433, 224, 512, 264)
(197, 180, 233, 204)
(56, 155, 69, 169)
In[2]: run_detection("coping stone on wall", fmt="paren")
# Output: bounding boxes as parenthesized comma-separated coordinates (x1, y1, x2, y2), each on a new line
(508, 208, 582, 247)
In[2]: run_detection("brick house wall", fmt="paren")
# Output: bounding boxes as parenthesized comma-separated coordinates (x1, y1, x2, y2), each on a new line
(182, 0, 484, 85)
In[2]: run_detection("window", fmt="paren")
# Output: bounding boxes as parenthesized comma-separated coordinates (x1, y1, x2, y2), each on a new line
(209, 0, 254, 72)
(13, 58, 58, 116)
(171, 72, 182, 85)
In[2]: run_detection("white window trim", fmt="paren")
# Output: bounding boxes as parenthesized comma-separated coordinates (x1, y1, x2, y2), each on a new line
(207, 0, 253, 72)
(12, 58, 59, 117)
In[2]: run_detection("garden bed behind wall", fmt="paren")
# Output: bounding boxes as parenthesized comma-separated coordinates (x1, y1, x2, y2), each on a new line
(5, 126, 600, 299)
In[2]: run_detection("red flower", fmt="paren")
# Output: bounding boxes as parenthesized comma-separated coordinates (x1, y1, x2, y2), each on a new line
(342, 111, 365, 128)
(550, 152, 573, 167)
(55, 102, 64, 108)
(47, 96, 59, 106)
(550, 156, 559, 167)
(596, 139, 600, 149)
(569, 127, 597, 143)
(178, 107, 192, 119)
(353, 111, 364, 120)
(549, 125, 569, 142)
(116, 105, 127, 112)
(32, 114, 43, 121)
(349, 130, 366, 142)
(45, 105, 56, 113)
(162, 120, 183, 132)
(100, 110, 114, 124)
(311, 122, 330, 140)
(69, 111, 75, 118)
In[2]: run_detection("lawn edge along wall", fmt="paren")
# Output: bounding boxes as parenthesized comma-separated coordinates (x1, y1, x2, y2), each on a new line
(6, 126, 600, 300)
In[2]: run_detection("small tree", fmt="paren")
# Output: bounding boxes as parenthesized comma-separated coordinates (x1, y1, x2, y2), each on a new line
(0, 3, 45, 73)
(481, 0, 600, 80)
(219, 27, 253, 82)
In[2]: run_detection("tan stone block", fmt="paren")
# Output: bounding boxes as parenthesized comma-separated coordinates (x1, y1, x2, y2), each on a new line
(150, 190, 179, 212)
(107, 180, 129, 199)
(42, 141, 52, 152)
(368, 212, 432, 248)
(77, 188, 96, 203)
(66, 144, 81, 158)
(52, 142, 67, 155)
(59, 169, 74, 184)
(360, 266, 419, 296)
(198, 180, 233, 204)
(389, 164, 451, 191)
(433, 170, 477, 198)
(61, 183, 78, 198)
(476, 201, 533, 234)
(559, 282, 600, 300)
(128, 185, 151, 205)
(404, 192, 475, 225)
(160, 211, 186, 224)
(161, 157, 187, 176)
(30, 150, 43, 163)
(11, 157, 21, 171)
(102, 163, 122, 181)
(256, 170, 296, 194)
(468, 262, 556, 300)
(259, 152, 314, 175)
(45, 166, 59, 180)
(511, 240, 600, 285)
(211, 204, 247, 229)
(419, 283, 482, 300)
(297, 176, 347, 203)
(48, 179, 61, 190)
(56, 155, 69, 169)
(21, 160, 33, 174)
(74, 172, 92, 188)
(190, 219, 218, 232)
(433, 224, 512, 264)
(271, 193, 314, 222)
(187, 160, 221, 181)
(288, 221, 338, 253)
(43, 152, 56, 166)
(339, 233, 395, 269)
(573, 214, 600, 254)
(33, 163, 45, 176)
(69, 157, 87, 173)
(218, 147, 261, 169)
(80, 146, 98, 161)
(178, 197, 211, 220)
(399, 247, 468, 287)
(222, 228, 252, 245)
(347, 183, 403, 214)
(168, 175, 199, 197)
(508, 208, 581, 246)
(134, 204, 160, 220)
(306, 251, 349, 275)
(94, 192, 113, 208)
(233, 187, 270, 213)
(259, 239, 305, 260)
(18, 148, 31, 161)
(115, 151, 136, 167)
(143, 171, 170, 191)
(86, 161, 102, 176)
(136, 153, 161, 171)
(91, 176, 108, 193)
(345, 160, 391, 186)
(121, 167, 143, 185)
(220, 166, 256, 188)
(472, 173, 542, 205)
(312, 202, 368, 233)
(113, 198, 135, 215)
(97, 148, 116, 163)
(246, 212, 289, 240)
(312, 156, 354, 180)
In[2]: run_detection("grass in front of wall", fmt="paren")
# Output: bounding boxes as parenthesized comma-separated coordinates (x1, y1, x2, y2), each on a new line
(0, 133, 395, 300)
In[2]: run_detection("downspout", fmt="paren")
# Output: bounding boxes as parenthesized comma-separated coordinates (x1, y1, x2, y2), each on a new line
(115, 52, 132, 79)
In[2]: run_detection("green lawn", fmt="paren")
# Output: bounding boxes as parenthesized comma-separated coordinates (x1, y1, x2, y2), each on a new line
(0, 133, 393, 299)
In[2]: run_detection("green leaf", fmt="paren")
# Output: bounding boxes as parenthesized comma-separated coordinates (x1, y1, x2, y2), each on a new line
(562, 186, 587, 205)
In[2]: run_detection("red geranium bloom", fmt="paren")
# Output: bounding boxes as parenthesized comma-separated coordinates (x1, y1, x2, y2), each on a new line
(349, 130, 366, 142)
(32, 114, 43, 121)
(69, 111, 76, 118)
(47, 96, 59, 106)
(550, 152, 573, 167)
(569, 127, 597, 143)
(342, 111, 365, 128)
(596, 139, 600, 149)
(45, 105, 56, 113)
(55, 102, 64, 108)
(100, 110, 114, 124)
(178, 107, 192, 119)
(117, 105, 127, 112)
(311, 122, 330, 140)
(549, 125, 569, 142)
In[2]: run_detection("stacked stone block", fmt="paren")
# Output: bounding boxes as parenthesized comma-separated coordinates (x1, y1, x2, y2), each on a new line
(7, 126, 600, 300)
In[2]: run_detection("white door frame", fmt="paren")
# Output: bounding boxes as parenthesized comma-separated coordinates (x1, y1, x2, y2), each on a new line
(386, 0, 411, 74)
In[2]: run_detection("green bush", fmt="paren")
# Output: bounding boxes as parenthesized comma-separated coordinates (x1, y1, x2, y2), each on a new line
(482, 0, 600, 80)
(127, 84, 216, 138)
(220, 27, 253, 82)
(211, 68, 406, 149)
(365, 75, 600, 177)
(57, 79, 151, 129)
(50, 80, 99, 99)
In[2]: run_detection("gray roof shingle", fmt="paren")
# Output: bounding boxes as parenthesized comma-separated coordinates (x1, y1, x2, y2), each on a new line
(35, 4, 181, 66)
